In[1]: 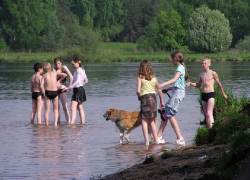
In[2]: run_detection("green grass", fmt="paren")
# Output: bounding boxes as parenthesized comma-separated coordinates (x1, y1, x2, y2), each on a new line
(1, 42, 250, 62)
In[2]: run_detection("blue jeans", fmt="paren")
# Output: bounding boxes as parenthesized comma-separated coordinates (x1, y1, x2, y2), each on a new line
(165, 88, 185, 117)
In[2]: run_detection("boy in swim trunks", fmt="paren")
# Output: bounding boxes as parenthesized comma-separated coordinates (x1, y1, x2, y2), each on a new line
(41, 62, 67, 126)
(30, 63, 44, 124)
(186, 56, 227, 127)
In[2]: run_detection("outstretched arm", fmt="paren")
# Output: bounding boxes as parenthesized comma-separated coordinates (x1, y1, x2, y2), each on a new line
(186, 75, 202, 88)
(157, 72, 181, 89)
(213, 72, 227, 99)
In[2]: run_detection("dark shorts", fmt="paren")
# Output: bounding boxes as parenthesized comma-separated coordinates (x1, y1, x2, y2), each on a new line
(45, 90, 58, 100)
(72, 86, 86, 103)
(140, 93, 157, 119)
(202, 92, 215, 102)
(32, 92, 41, 100)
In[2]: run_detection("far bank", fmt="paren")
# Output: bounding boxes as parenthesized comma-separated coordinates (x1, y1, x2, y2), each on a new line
(1, 43, 250, 63)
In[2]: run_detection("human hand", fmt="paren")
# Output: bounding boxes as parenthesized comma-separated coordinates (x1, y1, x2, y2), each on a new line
(223, 94, 228, 100)
(160, 102, 165, 109)
(162, 88, 169, 93)
(186, 82, 191, 87)
(156, 83, 163, 89)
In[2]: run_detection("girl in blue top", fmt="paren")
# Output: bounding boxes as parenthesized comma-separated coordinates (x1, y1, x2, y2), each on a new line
(157, 51, 190, 145)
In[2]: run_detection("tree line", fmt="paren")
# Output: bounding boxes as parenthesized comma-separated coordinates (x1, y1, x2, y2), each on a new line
(0, 0, 250, 53)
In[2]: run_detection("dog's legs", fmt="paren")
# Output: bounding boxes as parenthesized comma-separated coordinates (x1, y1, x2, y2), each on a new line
(119, 129, 124, 144)
(125, 129, 132, 143)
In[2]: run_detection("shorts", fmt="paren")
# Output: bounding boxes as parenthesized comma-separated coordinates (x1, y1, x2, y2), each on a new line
(71, 86, 86, 103)
(32, 92, 41, 100)
(140, 93, 157, 119)
(202, 92, 215, 102)
(165, 88, 185, 117)
(45, 90, 58, 100)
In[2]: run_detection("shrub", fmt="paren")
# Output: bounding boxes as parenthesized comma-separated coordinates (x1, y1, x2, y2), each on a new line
(188, 6, 232, 53)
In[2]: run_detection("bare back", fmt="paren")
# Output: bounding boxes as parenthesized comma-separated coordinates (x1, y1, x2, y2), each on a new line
(199, 69, 216, 93)
(30, 74, 42, 92)
(43, 71, 58, 91)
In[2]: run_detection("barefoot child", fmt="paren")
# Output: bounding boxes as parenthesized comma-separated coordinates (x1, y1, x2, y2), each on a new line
(157, 51, 190, 145)
(136, 60, 164, 146)
(30, 63, 44, 124)
(41, 62, 67, 126)
(63, 57, 88, 124)
(53, 57, 73, 124)
(186, 56, 227, 127)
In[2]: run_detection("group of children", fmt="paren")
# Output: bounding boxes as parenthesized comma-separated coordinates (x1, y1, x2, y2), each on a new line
(30, 52, 227, 146)
(30, 57, 88, 126)
(137, 51, 227, 146)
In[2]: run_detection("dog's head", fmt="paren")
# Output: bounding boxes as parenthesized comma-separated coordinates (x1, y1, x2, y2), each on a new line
(103, 109, 118, 121)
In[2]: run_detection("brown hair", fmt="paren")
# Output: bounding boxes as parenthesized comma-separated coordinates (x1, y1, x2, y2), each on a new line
(171, 51, 190, 82)
(53, 57, 62, 71)
(72, 57, 82, 68)
(138, 60, 155, 80)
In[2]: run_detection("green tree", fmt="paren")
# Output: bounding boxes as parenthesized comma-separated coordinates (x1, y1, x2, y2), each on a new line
(0, 0, 55, 52)
(94, 0, 126, 41)
(139, 9, 186, 50)
(117, 0, 159, 42)
(188, 6, 232, 52)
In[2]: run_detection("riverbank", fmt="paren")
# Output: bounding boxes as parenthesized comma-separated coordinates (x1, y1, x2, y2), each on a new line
(100, 143, 232, 180)
(1, 43, 250, 62)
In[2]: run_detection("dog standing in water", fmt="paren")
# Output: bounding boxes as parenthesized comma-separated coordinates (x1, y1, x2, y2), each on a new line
(103, 108, 158, 144)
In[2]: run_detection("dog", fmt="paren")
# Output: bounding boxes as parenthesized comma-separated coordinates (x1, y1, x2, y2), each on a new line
(103, 108, 158, 144)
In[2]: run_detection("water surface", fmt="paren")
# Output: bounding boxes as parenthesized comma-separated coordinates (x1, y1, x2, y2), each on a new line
(0, 61, 249, 179)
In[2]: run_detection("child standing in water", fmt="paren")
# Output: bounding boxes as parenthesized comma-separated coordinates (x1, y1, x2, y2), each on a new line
(64, 57, 88, 124)
(186, 56, 227, 127)
(30, 63, 44, 124)
(53, 57, 73, 124)
(136, 60, 164, 146)
(157, 51, 189, 145)
(41, 62, 67, 126)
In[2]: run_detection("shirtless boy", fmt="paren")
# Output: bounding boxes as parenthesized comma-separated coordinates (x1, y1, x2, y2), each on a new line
(41, 62, 67, 126)
(186, 56, 227, 127)
(30, 63, 44, 124)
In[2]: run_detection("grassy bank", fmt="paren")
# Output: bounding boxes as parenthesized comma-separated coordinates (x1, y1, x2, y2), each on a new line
(1, 42, 250, 62)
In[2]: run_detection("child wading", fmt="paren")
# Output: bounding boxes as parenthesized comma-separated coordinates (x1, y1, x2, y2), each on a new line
(30, 63, 44, 124)
(186, 56, 227, 127)
(136, 60, 164, 146)
(157, 51, 190, 145)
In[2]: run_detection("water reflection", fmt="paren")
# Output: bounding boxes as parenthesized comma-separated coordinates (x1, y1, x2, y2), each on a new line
(0, 62, 250, 179)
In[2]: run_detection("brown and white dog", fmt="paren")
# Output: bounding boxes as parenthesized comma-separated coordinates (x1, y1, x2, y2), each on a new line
(103, 108, 157, 144)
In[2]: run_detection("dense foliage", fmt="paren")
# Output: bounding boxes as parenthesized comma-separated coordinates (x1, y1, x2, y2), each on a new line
(0, 0, 250, 52)
(188, 6, 232, 53)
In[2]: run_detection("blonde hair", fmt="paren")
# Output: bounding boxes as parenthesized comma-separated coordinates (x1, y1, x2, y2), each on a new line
(202, 56, 211, 64)
(138, 60, 155, 80)
(43, 62, 51, 73)
(171, 51, 190, 82)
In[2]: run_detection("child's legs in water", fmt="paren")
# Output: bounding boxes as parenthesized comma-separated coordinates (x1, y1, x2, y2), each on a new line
(77, 103, 85, 124)
(70, 100, 78, 124)
(30, 98, 37, 123)
(169, 116, 183, 140)
(202, 98, 215, 127)
(52, 97, 59, 126)
(142, 118, 149, 145)
(36, 96, 43, 124)
(44, 97, 51, 125)
(59, 93, 71, 123)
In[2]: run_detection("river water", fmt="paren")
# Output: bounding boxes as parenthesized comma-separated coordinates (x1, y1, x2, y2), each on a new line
(0, 61, 250, 179)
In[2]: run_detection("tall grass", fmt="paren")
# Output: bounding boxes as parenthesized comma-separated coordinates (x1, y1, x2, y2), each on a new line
(1, 42, 250, 62)
(193, 87, 250, 179)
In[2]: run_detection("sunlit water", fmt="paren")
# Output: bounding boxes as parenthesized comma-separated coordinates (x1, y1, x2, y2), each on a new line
(0, 61, 250, 179)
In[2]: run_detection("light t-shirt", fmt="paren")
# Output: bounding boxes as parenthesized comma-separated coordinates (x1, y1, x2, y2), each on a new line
(141, 77, 156, 96)
(173, 65, 185, 90)
(67, 67, 88, 91)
